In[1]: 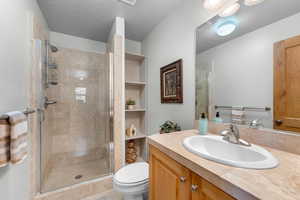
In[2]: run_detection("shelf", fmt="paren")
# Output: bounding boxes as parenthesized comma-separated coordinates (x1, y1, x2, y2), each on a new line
(125, 109, 146, 112)
(125, 134, 147, 141)
(125, 81, 146, 86)
(125, 52, 145, 62)
(124, 50, 147, 165)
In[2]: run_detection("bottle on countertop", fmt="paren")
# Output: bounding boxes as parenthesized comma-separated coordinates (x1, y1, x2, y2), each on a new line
(214, 112, 223, 123)
(199, 113, 208, 135)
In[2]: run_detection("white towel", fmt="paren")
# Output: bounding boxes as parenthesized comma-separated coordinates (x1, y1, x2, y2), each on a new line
(0, 119, 10, 167)
(6, 111, 28, 165)
(231, 110, 246, 125)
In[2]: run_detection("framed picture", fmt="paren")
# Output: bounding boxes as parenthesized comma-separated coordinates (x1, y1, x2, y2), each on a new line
(160, 59, 183, 103)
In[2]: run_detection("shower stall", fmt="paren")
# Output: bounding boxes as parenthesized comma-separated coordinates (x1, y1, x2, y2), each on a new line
(33, 39, 114, 193)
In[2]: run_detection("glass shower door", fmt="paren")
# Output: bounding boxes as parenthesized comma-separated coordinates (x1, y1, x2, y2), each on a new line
(40, 45, 112, 193)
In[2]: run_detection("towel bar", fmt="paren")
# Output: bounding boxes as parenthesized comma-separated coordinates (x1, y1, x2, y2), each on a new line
(0, 108, 36, 120)
(215, 106, 271, 112)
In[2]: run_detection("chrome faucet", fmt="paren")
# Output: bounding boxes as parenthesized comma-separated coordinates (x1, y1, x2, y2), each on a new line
(220, 124, 251, 146)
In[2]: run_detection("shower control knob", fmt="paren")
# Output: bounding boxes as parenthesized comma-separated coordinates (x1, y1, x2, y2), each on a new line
(44, 97, 57, 108)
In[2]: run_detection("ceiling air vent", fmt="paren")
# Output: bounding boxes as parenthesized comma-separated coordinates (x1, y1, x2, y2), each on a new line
(119, 0, 136, 6)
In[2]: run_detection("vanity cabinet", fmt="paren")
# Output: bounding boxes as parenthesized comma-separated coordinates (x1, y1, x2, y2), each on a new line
(149, 145, 236, 200)
(149, 145, 191, 200)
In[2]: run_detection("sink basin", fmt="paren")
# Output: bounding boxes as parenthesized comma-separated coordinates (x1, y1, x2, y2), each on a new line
(183, 135, 278, 169)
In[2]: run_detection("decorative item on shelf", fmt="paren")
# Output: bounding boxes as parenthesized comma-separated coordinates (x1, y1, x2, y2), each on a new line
(126, 124, 137, 138)
(160, 120, 181, 134)
(160, 59, 183, 103)
(127, 140, 135, 148)
(126, 140, 137, 164)
(126, 98, 136, 110)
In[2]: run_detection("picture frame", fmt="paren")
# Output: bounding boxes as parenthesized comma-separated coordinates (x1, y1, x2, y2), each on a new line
(160, 59, 183, 103)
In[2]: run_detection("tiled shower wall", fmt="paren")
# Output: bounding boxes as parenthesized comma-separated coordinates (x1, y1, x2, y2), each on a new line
(41, 47, 110, 192)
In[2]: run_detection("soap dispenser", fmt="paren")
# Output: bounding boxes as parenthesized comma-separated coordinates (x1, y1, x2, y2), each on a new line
(214, 112, 223, 123)
(199, 113, 208, 135)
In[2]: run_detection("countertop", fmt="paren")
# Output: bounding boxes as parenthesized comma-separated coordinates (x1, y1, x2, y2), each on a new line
(148, 130, 300, 200)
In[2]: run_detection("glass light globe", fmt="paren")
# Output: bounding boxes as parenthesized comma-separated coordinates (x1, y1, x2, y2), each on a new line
(203, 0, 227, 12)
(244, 0, 265, 6)
(219, 3, 240, 17)
(216, 21, 237, 36)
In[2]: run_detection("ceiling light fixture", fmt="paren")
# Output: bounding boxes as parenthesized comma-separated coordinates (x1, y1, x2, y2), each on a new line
(219, 2, 240, 17)
(217, 22, 236, 36)
(203, 0, 227, 12)
(119, 0, 136, 6)
(244, 0, 265, 6)
(214, 17, 239, 36)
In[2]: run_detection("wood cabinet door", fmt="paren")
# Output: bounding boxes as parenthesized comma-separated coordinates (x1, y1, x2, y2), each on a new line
(149, 146, 191, 200)
(274, 35, 300, 133)
(191, 172, 235, 200)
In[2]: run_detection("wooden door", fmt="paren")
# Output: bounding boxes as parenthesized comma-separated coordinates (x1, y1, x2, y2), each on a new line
(274, 35, 300, 133)
(191, 172, 235, 200)
(149, 146, 191, 200)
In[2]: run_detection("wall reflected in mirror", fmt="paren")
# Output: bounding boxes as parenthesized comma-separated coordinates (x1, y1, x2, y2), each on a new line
(195, 0, 300, 130)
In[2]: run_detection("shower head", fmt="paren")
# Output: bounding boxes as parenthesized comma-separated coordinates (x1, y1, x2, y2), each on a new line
(50, 45, 58, 53)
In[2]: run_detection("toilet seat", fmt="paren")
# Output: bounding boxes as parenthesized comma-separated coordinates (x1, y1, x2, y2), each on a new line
(113, 162, 149, 200)
(114, 178, 148, 186)
(113, 162, 149, 185)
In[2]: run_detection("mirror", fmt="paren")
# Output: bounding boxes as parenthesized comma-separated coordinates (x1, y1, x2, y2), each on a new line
(195, 0, 300, 131)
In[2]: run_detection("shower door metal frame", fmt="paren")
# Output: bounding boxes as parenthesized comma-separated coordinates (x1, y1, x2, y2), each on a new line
(108, 52, 115, 173)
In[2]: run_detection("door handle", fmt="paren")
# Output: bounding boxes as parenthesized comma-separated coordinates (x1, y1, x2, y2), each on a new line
(275, 120, 283, 126)
(191, 184, 199, 192)
(179, 177, 186, 183)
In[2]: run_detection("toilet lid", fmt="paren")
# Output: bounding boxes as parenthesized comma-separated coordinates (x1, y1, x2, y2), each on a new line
(114, 162, 149, 184)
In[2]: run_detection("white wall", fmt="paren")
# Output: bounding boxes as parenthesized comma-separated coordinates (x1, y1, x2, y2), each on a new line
(50, 31, 107, 53)
(197, 12, 300, 127)
(0, 1, 48, 200)
(142, 0, 214, 134)
(50, 31, 141, 55)
(125, 39, 142, 54)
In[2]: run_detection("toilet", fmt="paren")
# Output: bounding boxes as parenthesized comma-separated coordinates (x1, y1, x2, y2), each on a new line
(113, 162, 149, 200)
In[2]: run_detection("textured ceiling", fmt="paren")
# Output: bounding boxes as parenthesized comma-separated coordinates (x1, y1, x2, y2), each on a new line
(197, 0, 300, 54)
(38, 0, 182, 42)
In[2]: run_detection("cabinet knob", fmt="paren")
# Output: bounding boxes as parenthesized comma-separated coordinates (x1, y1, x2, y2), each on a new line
(191, 184, 199, 192)
(275, 120, 283, 126)
(179, 177, 186, 183)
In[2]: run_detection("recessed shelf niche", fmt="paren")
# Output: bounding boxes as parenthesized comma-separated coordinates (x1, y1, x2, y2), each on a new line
(124, 52, 148, 164)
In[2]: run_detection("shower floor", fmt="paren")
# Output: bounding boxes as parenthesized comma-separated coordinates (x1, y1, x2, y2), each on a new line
(41, 158, 110, 192)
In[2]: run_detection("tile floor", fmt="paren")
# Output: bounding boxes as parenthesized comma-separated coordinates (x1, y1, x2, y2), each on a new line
(83, 189, 123, 200)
